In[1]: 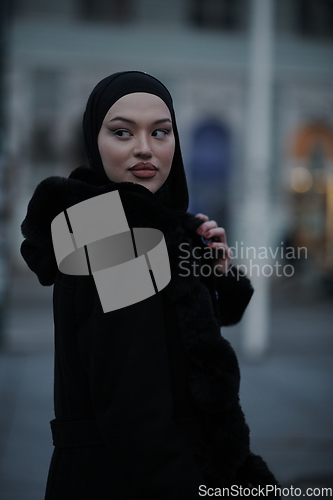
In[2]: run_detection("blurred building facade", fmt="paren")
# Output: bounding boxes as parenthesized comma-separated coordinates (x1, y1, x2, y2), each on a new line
(5, 0, 333, 281)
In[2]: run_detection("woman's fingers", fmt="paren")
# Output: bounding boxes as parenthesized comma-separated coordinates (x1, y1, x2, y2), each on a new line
(208, 242, 233, 274)
(204, 226, 227, 244)
(196, 220, 227, 244)
(195, 213, 209, 222)
(195, 216, 230, 270)
(208, 241, 233, 259)
(194, 213, 232, 274)
(196, 219, 217, 234)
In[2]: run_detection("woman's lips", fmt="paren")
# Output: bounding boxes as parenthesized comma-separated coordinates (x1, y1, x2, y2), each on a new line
(129, 162, 157, 178)
(131, 170, 157, 178)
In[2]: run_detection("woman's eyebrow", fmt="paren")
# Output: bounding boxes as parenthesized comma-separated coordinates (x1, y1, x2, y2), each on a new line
(153, 118, 172, 125)
(108, 116, 135, 124)
(108, 117, 172, 125)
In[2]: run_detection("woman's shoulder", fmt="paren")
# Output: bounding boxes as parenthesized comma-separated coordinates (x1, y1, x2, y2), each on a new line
(21, 167, 154, 243)
(20, 168, 108, 285)
(21, 169, 101, 244)
(20, 167, 181, 285)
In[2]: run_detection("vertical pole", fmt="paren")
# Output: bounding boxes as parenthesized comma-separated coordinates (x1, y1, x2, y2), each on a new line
(0, 0, 8, 347)
(240, 0, 275, 358)
(325, 163, 333, 272)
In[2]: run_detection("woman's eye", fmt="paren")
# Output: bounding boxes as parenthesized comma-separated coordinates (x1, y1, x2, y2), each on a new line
(112, 129, 131, 138)
(152, 129, 170, 138)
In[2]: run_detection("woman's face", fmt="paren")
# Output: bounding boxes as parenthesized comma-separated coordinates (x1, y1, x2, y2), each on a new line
(97, 92, 175, 193)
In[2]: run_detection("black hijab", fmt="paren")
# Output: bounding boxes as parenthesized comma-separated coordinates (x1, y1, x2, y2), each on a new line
(82, 71, 189, 215)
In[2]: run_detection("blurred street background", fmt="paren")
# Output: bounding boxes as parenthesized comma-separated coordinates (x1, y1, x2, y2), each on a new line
(0, 0, 333, 498)
(1, 264, 332, 498)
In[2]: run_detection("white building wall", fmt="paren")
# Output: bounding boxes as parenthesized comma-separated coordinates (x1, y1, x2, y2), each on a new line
(6, 0, 333, 274)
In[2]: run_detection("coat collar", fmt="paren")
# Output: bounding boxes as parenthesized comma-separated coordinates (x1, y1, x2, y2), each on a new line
(22, 166, 200, 245)
(21, 166, 204, 295)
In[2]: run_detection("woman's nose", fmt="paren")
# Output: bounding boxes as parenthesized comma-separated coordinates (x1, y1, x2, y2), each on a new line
(133, 134, 152, 158)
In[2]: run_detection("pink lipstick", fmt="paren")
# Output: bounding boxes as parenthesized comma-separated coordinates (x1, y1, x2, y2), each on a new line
(129, 162, 157, 178)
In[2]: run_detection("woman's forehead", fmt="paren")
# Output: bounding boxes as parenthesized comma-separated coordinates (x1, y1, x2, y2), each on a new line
(104, 92, 171, 120)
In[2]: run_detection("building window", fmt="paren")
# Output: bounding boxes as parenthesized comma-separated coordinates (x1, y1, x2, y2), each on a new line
(296, 0, 333, 39)
(190, 0, 246, 31)
(30, 69, 62, 164)
(189, 119, 232, 231)
(81, 0, 133, 24)
(289, 121, 333, 272)
(191, 120, 231, 181)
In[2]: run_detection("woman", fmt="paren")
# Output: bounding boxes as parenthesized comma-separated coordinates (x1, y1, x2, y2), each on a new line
(21, 71, 279, 499)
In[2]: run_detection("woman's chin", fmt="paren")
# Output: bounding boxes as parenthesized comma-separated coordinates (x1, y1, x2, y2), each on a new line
(135, 181, 156, 193)
(131, 179, 163, 194)
(104, 172, 164, 193)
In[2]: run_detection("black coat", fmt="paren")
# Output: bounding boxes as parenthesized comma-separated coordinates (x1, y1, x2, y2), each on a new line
(21, 167, 279, 499)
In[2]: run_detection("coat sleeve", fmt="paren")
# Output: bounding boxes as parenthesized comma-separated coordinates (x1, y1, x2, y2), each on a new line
(20, 239, 57, 286)
(200, 265, 254, 327)
(213, 267, 254, 326)
(180, 212, 254, 327)
(74, 278, 204, 499)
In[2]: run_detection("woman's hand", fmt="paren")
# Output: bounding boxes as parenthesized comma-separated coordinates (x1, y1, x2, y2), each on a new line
(195, 213, 233, 275)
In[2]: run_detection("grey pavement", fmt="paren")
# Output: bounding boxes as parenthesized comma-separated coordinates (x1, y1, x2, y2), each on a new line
(0, 270, 332, 499)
